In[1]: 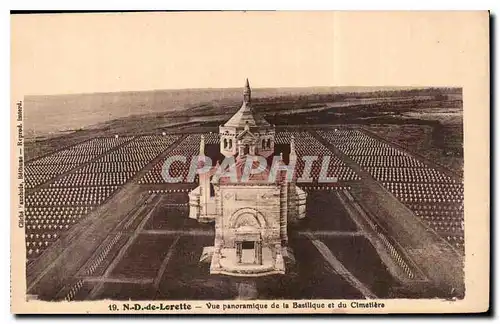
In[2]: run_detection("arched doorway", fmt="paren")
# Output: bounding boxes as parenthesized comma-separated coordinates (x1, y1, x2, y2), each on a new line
(235, 226, 262, 265)
(243, 144, 250, 155)
(229, 209, 266, 265)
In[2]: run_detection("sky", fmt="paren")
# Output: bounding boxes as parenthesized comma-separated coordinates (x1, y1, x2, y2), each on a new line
(11, 12, 336, 95)
(11, 11, 487, 96)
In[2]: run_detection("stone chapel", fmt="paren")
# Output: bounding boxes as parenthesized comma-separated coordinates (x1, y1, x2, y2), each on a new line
(188, 79, 307, 276)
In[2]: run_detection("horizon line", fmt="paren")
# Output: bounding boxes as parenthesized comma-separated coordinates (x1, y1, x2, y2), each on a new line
(23, 85, 461, 98)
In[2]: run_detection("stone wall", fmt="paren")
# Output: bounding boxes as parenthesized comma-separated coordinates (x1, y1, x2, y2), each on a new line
(218, 185, 281, 248)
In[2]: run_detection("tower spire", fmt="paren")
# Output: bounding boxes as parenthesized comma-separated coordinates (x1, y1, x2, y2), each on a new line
(199, 134, 205, 156)
(243, 78, 251, 103)
(290, 135, 297, 164)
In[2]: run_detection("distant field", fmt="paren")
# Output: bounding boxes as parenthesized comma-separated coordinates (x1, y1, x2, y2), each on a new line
(24, 86, 442, 138)
(24, 87, 463, 174)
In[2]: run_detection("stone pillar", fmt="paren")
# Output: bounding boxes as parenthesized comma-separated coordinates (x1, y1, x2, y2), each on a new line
(236, 241, 242, 264)
(211, 243, 222, 271)
(188, 193, 200, 220)
(256, 242, 263, 265)
(274, 243, 285, 271)
(280, 182, 289, 245)
(253, 243, 257, 264)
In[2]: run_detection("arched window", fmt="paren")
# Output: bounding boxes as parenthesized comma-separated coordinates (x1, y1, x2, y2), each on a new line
(229, 139, 232, 149)
(267, 138, 271, 149)
(262, 139, 266, 148)
(223, 138, 228, 149)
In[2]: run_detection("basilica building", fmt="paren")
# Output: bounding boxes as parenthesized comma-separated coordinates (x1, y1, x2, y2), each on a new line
(188, 79, 307, 277)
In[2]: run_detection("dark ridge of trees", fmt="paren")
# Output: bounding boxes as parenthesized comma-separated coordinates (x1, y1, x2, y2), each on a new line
(260, 98, 462, 122)
(251, 87, 462, 105)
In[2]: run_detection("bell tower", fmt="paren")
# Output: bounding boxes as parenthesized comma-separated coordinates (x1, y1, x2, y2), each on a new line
(219, 78, 275, 158)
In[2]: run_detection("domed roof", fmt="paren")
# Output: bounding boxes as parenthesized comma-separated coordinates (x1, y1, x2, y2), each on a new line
(223, 78, 272, 129)
(224, 102, 271, 128)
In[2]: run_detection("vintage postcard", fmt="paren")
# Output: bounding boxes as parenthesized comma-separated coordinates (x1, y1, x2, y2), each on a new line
(10, 11, 490, 314)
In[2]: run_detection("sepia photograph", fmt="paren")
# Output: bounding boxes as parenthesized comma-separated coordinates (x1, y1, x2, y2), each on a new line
(10, 11, 489, 314)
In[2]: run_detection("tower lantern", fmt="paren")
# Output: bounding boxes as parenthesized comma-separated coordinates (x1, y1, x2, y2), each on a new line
(218, 78, 274, 158)
(243, 78, 251, 103)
